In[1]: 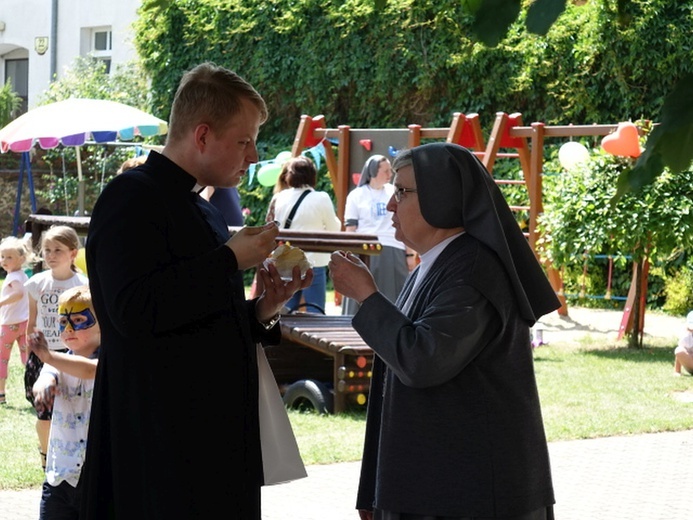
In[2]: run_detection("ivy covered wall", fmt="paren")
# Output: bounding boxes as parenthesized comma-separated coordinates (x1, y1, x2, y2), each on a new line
(134, 0, 692, 141)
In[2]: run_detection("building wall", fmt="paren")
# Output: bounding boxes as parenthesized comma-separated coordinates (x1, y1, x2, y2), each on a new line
(0, 0, 140, 110)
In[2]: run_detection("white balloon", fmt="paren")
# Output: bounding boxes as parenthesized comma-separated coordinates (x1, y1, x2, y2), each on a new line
(275, 150, 293, 165)
(558, 142, 590, 171)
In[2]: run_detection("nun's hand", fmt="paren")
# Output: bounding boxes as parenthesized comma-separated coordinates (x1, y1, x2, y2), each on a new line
(328, 250, 377, 304)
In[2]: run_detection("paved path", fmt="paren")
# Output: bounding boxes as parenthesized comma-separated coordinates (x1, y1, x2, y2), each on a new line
(266, 429, 693, 519)
(2, 429, 692, 519)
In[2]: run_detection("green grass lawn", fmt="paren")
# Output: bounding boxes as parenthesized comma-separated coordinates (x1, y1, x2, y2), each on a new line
(535, 337, 693, 439)
(2, 333, 693, 490)
(0, 352, 46, 490)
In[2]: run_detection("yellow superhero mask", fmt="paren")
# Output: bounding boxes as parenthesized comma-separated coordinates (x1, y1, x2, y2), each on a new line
(58, 300, 97, 332)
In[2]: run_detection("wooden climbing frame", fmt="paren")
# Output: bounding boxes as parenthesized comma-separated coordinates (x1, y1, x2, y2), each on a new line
(290, 112, 646, 324)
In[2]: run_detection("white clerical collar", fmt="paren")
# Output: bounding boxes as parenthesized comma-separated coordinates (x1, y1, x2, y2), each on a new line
(412, 231, 466, 294)
(419, 231, 465, 268)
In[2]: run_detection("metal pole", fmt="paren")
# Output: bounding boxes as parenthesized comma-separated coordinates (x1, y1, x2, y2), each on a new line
(76, 146, 85, 216)
(50, 0, 58, 80)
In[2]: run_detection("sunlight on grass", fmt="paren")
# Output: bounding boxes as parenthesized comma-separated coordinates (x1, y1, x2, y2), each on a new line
(0, 354, 45, 490)
(3, 334, 693, 490)
(534, 337, 693, 441)
(288, 409, 366, 465)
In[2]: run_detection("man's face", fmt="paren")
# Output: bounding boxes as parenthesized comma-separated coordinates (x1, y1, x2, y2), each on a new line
(197, 98, 263, 188)
(387, 166, 432, 253)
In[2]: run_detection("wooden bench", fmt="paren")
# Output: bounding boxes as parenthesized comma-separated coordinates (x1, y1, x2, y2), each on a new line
(267, 314, 373, 414)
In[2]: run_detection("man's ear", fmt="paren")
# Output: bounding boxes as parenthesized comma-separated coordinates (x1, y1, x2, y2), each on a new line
(194, 124, 210, 151)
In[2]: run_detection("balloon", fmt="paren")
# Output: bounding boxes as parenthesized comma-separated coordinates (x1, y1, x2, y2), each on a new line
(275, 151, 293, 164)
(558, 142, 590, 171)
(601, 122, 642, 158)
(257, 163, 282, 187)
(75, 247, 88, 274)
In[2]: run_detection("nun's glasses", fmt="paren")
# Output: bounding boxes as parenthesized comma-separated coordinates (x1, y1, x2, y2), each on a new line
(393, 186, 418, 203)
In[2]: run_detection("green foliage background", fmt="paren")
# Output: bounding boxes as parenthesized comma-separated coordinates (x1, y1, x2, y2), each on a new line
(130, 0, 693, 238)
(0, 80, 22, 128)
(134, 0, 692, 139)
(29, 57, 163, 217)
(537, 127, 693, 312)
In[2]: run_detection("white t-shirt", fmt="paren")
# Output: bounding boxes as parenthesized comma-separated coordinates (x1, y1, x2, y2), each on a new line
(343, 183, 405, 250)
(41, 349, 98, 487)
(677, 330, 693, 357)
(25, 270, 89, 351)
(273, 187, 341, 267)
(0, 269, 29, 325)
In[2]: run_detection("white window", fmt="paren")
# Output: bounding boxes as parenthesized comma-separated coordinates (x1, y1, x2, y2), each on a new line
(5, 58, 29, 114)
(91, 28, 112, 73)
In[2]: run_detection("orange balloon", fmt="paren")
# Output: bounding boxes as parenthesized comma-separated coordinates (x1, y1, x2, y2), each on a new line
(601, 122, 641, 158)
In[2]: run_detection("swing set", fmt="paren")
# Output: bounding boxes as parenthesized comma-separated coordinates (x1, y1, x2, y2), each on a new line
(289, 112, 647, 336)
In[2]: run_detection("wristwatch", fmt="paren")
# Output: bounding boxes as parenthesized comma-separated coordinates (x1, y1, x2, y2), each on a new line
(261, 313, 281, 330)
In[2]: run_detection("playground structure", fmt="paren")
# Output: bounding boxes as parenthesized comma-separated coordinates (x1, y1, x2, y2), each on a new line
(291, 112, 647, 335)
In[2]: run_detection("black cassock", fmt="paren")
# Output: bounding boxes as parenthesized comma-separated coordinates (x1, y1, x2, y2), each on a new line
(80, 151, 279, 519)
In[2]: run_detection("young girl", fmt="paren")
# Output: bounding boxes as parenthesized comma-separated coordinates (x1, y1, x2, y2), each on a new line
(24, 225, 88, 470)
(0, 236, 32, 404)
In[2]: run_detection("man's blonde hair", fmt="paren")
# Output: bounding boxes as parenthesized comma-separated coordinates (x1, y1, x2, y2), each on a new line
(167, 62, 268, 143)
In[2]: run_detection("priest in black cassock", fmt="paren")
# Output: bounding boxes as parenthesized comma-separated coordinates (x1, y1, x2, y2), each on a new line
(80, 62, 311, 519)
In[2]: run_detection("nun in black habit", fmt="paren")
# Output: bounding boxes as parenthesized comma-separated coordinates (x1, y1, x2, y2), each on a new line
(329, 142, 561, 520)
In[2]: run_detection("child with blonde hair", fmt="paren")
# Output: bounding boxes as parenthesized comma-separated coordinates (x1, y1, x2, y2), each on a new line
(24, 225, 88, 470)
(30, 285, 99, 519)
(0, 236, 33, 404)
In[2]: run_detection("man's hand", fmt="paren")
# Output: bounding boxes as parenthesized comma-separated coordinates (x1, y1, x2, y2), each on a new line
(328, 251, 378, 304)
(225, 222, 280, 271)
(255, 262, 314, 323)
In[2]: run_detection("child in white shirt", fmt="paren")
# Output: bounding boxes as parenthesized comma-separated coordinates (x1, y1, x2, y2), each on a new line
(674, 310, 693, 376)
(30, 285, 99, 519)
(0, 236, 32, 403)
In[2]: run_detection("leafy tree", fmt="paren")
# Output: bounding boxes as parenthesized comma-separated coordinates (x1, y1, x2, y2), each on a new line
(0, 79, 22, 128)
(39, 56, 152, 110)
(35, 57, 163, 215)
(538, 130, 693, 346)
(452, 0, 693, 198)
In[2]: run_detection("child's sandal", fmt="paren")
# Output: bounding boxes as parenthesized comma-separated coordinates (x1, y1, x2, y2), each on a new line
(0, 393, 6, 405)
